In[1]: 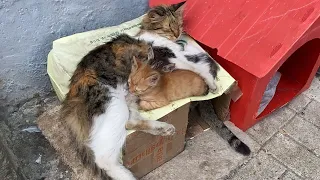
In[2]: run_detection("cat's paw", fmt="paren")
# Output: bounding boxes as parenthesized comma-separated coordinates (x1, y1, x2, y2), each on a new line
(162, 63, 176, 73)
(157, 123, 175, 136)
(208, 83, 218, 93)
(144, 122, 176, 136)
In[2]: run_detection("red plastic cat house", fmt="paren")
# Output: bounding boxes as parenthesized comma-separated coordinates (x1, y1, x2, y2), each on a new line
(150, 0, 320, 130)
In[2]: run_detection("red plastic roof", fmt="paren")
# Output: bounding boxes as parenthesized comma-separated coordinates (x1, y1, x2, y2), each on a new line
(150, 0, 320, 77)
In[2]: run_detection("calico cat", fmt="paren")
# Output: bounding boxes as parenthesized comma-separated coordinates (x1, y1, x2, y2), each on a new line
(138, 2, 251, 156)
(128, 56, 208, 111)
(136, 1, 219, 92)
(61, 34, 175, 180)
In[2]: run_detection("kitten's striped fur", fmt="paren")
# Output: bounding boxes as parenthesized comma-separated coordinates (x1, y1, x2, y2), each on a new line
(137, 1, 219, 91)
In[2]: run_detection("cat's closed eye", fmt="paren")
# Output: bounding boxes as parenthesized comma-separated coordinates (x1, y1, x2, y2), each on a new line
(169, 24, 179, 38)
(135, 87, 143, 93)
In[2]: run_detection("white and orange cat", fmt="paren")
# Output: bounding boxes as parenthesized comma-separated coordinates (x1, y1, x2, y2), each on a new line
(128, 56, 209, 111)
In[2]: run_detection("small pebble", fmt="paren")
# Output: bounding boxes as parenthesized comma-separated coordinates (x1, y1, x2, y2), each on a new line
(35, 154, 42, 164)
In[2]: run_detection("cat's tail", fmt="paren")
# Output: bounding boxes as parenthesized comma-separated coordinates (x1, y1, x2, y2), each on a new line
(77, 142, 111, 180)
(194, 101, 251, 156)
(61, 100, 112, 180)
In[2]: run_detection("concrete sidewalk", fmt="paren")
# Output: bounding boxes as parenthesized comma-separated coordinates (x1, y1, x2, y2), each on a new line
(0, 76, 319, 180)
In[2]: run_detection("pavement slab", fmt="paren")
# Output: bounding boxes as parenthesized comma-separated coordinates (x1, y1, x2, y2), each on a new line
(229, 151, 286, 180)
(283, 115, 320, 156)
(142, 130, 254, 180)
(247, 108, 295, 145)
(264, 133, 320, 179)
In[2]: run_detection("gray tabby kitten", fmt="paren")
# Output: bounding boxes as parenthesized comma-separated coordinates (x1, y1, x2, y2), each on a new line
(137, 1, 219, 92)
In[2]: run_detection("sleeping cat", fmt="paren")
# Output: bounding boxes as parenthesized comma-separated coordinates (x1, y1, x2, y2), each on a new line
(61, 34, 175, 180)
(128, 56, 208, 111)
(138, 2, 251, 156)
(136, 1, 219, 92)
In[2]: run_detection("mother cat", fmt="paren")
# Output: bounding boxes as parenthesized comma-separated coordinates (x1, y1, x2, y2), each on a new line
(61, 35, 175, 180)
(138, 2, 251, 156)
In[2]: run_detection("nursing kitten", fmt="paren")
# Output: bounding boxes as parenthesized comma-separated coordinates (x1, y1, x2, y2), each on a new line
(61, 34, 175, 180)
(137, 1, 219, 91)
(138, 2, 251, 156)
(128, 57, 208, 111)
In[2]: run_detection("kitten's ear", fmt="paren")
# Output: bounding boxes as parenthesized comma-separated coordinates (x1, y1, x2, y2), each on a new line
(131, 56, 138, 71)
(147, 73, 160, 86)
(171, 1, 186, 12)
(148, 9, 165, 22)
(162, 63, 176, 72)
(147, 46, 154, 60)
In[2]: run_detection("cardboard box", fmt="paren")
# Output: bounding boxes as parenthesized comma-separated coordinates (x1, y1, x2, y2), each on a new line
(123, 103, 189, 178)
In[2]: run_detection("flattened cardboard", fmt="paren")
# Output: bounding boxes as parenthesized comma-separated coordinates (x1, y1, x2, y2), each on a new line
(37, 106, 99, 180)
(37, 103, 190, 180)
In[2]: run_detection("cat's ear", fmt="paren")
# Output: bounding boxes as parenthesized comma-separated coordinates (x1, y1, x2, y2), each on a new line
(162, 63, 176, 72)
(148, 9, 165, 23)
(171, 1, 186, 12)
(147, 46, 154, 60)
(131, 56, 138, 71)
(147, 73, 160, 86)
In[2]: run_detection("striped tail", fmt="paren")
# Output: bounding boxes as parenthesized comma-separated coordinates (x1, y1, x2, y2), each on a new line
(71, 137, 111, 180)
(192, 101, 251, 156)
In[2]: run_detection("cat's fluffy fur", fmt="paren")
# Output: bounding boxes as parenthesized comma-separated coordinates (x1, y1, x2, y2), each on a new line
(137, 1, 219, 91)
(138, 2, 251, 156)
(128, 57, 208, 110)
(61, 34, 175, 180)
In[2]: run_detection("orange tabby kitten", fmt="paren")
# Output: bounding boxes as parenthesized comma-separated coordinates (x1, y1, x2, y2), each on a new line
(128, 57, 209, 111)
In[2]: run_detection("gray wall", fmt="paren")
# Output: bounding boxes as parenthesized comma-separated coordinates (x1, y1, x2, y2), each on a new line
(0, 0, 148, 104)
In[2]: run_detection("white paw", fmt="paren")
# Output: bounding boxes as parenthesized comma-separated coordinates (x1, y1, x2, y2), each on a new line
(158, 123, 176, 136)
(209, 83, 218, 93)
(145, 122, 176, 136)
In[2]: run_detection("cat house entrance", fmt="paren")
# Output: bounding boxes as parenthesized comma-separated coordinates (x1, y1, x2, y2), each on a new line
(257, 38, 320, 118)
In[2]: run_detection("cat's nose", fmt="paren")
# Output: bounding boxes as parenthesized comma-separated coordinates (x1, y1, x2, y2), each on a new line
(129, 87, 134, 93)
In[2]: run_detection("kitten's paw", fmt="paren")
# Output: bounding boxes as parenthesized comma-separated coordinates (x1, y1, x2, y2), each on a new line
(162, 63, 176, 73)
(145, 122, 176, 136)
(208, 83, 218, 93)
(158, 123, 175, 136)
(209, 88, 217, 93)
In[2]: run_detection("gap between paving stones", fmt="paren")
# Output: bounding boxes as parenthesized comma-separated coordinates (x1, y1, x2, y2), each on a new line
(224, 110, 298, 179)
(222, 149, 262, 180)
(287, 98, 313, 114)
(299, 101, 320, 129)
(282, 116, 320, 157)
(261, 135, 305, 180)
